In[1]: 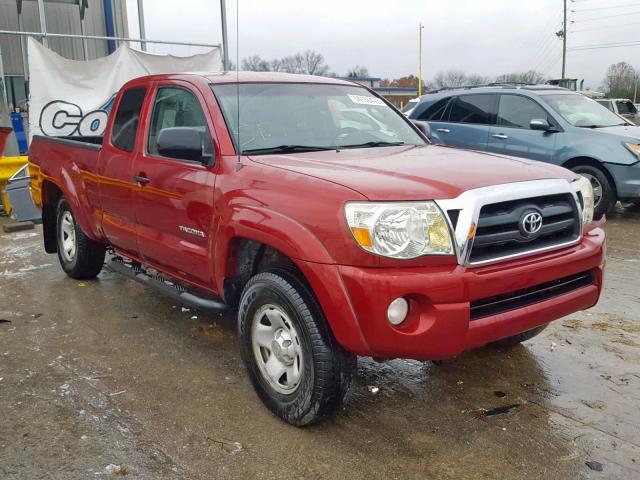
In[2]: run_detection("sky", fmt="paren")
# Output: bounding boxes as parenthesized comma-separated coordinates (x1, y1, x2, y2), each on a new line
(125, 0, 640, 91)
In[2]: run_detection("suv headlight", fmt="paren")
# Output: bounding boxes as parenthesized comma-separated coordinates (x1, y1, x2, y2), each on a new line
(576, 176, 594, 226)
(345, 202, 454, 258)
(623, 142, 640, 160)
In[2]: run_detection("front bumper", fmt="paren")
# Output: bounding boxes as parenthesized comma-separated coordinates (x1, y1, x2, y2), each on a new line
(300, 228, 605, 361)
(606, 162, 640, 200)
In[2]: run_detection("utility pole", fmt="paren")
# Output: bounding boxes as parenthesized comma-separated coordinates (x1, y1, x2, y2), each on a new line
(562, 0, 567, 78)
(418, 23, 424, 97)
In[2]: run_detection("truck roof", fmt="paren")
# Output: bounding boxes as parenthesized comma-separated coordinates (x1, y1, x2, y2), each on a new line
(130, 71, 356, 86)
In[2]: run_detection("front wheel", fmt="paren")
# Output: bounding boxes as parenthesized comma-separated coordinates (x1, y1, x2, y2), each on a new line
(570, 164, 615, 219)
(238, 270, 356, 426)
(56, 197, 106, 279)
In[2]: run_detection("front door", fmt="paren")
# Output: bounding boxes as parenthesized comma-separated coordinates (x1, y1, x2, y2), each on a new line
(487, 94, 558, 162)
(133, 82, 217, 286)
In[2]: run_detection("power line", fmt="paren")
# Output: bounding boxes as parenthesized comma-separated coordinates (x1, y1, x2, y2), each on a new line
(569, 40, 640, 50)
(571, 10, 640, 22)
(572, 2, 640, 11)
(571, 21, 640, 32)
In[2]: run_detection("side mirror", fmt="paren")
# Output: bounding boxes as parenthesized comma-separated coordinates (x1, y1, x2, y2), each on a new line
(530, 119, 554, 132)
(411, 119, 432, 139)
(157, 127, 204, 162)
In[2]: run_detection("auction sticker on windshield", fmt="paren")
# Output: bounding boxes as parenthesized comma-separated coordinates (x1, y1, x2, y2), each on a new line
(348, 94, 385, 106)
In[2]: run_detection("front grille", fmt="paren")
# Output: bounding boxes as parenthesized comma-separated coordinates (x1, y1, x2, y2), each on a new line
(469, 193, 580, 264)
(470, 269, 595, 320)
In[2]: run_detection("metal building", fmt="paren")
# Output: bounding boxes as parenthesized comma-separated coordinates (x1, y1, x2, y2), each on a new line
(0, 0, 128, 110)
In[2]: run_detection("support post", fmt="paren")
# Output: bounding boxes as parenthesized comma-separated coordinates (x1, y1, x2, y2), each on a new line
(562, 0, 567, 78)
(0, 48, 8, 107)
(16, 0, 29, 84)
(220, 0, 229, 70)
(137, 0, 146, 51)
(36, 0, 48, 47)
(79, 0, 88, 60)
(418, 23, 423, 97)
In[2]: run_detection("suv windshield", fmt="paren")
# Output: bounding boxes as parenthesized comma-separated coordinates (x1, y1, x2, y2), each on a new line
(542, 93, 628, 128)
(211, 83, 425, 154)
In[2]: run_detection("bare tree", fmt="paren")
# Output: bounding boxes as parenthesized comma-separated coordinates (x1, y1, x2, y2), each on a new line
(241, 55, 271, 72)
(433, 70, 469, 89)
(495, 70, 547, 85)
(603, 62, 637, 98)
(302, 50, 329, 75)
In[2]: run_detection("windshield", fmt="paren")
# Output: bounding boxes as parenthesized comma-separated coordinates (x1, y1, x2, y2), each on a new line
(211, 83, 426, 154)
(542, 93, 628, 128)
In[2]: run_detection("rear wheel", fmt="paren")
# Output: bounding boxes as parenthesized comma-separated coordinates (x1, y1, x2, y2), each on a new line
(56, 197, 106, 279)
(238, 270, 356, 426)
(490, 324, 548, 348)
(570, 164, 615, 219)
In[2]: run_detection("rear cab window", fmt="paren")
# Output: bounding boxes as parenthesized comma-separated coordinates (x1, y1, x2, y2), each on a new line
(447, 94, 497, 125)
(111, 87, 147, 152)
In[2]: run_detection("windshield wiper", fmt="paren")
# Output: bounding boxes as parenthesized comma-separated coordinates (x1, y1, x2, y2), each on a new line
(339, 141, 407, 149)
(243, 145, 336, 155)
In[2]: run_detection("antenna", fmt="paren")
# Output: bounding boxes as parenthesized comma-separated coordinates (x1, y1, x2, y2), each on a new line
(235, 0, 242, 170)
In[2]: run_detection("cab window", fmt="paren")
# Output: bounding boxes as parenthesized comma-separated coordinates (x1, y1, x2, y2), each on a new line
(497, 95, 549, 129)
(147, 86, 213, 163)
(111, 87, 146, 152)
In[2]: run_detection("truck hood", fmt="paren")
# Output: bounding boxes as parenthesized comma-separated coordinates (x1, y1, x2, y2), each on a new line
(249, 145, 576, 201)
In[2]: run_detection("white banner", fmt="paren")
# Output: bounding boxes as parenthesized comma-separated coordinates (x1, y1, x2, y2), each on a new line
(27, 37, 222, 140)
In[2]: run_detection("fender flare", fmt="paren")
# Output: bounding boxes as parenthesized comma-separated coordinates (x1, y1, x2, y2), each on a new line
(214, 203, 335, 291)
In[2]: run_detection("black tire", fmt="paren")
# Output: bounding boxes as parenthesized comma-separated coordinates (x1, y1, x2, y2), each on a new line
(56, 196, 106, 279)
(490, 324, 548, 348)
(238, 269, 356, 426)
(570, 164, 615, 219)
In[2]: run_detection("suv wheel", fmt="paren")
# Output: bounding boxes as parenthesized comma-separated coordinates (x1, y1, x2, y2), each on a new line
(490, 324, 548, 348)
(238, 270, 356, 426)
(570, 164, 615, 219)
(56, 197, 106, 279)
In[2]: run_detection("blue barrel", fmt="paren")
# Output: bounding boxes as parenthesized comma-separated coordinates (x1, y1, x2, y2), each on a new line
(10, 112, 28, 154)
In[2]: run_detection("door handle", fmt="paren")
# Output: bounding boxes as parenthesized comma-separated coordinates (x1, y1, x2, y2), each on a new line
(436, 128, 450, 133)
(492, 133, 509, 139)
(133, 175, 150, 185)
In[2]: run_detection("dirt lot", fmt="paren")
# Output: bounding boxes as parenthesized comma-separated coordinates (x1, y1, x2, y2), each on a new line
(1, 207, 639, 480)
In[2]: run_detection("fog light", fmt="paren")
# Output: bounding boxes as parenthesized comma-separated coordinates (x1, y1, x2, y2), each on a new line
(387, 297, 409, 325)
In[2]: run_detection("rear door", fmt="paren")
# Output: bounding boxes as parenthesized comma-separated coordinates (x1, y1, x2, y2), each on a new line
(98, 86, 148, 256)
(434, 94, 497, 150)
(133, 81, 217, 286)
(487, 94, 558, 162)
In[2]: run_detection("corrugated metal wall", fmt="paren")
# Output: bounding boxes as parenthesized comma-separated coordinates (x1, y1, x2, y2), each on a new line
(0, 0, 129, 75)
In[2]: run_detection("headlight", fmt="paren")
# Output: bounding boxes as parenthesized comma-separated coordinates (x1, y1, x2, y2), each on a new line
(345, 201, 454, 258)
(624, 142, 640, 159)
(576, 176, 594, 226)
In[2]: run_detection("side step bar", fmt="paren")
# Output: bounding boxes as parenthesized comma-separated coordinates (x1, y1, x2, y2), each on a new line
(107, 256, 227, 312)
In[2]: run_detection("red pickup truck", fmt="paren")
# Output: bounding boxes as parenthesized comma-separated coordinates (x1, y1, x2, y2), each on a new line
(29, 72, 605, 426)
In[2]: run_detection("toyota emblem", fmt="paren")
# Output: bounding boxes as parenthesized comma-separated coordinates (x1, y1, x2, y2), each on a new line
(520, 210, 543, 237)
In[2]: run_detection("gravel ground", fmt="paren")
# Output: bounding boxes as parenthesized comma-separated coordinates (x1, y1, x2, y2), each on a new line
(1, 206, 639, 479)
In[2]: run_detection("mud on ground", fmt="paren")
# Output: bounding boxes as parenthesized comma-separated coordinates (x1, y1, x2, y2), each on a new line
(1, 206, 639, 479)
